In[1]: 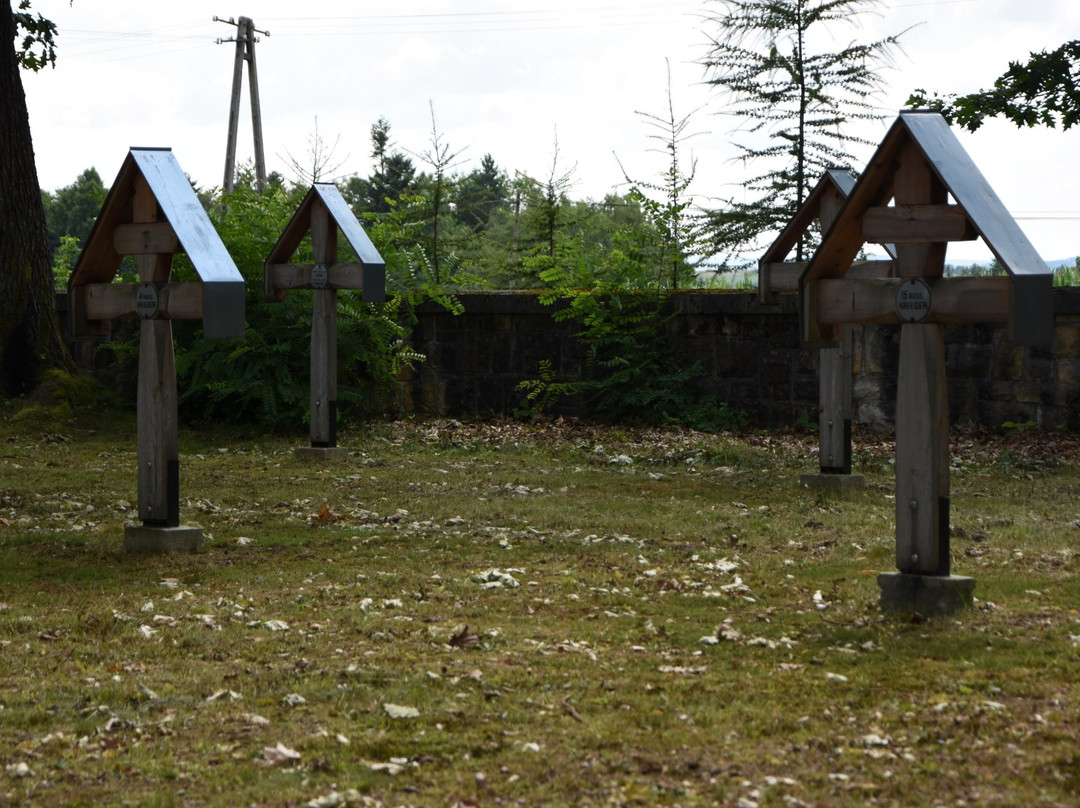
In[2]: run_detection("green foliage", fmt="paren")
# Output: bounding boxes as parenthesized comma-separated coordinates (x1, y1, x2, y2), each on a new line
(334, 115, 715, 294)
(700, 0, 906, 259)
(520, 279, 746, 431)
(946, 258, 1080, 287)
(51, 234, 80, 288)
(515, 358, 576, 419)
(1001, 419, 1037, 435)
(41, 167, 108, 255)
(908, 41, 1080, 132)
(358, 193, 467, 313)
(13, 0, 57, 72)
(454, 153, 509, 232)
(342, 118, 416, 216)
(161, 183, 425, 428)
(616, 58, 709, 289)
(944, 258, 1008, 278)
(695, 267, 757, 288)
(1055, 258, 1080, 287)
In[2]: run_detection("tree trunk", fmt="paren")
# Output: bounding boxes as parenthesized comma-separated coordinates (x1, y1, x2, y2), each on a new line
(0, 0, 74, 399)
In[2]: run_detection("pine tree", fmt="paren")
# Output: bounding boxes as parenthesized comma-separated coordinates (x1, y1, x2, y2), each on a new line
(454, 154, 508, 232)
(343, 118, 416, 216)
(700, 0, 906, 260)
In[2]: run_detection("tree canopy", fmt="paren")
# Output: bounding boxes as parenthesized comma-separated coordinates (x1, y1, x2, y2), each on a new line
(12, 0, 57, 72)
(907, 40, 1080, 132)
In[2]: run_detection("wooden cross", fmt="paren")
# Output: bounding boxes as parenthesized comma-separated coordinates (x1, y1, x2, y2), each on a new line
(759, 169, 894, 482)
(801, 112, 1052, 580)
(264, 184, 386, 456)
(69, 148, 244, 550)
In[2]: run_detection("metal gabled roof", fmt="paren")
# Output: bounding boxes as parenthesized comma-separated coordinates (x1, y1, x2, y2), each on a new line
(803, 111, 1050, 283)
(901, 111, 1048, 278)
(760, 168, 857, 266)
(70, 147, 243, 287)
(265, 183, 386, 270)
(800, 111, 1052, 348)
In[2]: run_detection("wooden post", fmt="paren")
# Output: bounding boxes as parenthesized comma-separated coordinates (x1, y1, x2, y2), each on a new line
(263, 184, 385, 461)
(816, 180, 854, 476)
(222, 22, 245, 194)
(69, 148, 243, 551)
(893, 141, 950, 574)
(817, 326, 854, 474)
(244, 17, 267, 191)
(895, 324, 950, 573)
(797, 112, 1053, 614)
(220, 17, 267, 193)
(309, 198, 339, 448)
(132, 178, 180, 526)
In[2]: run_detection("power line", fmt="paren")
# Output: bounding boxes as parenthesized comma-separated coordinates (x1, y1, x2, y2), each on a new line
(50, 4, 700, 60)
(1013, 213, 1080, 221)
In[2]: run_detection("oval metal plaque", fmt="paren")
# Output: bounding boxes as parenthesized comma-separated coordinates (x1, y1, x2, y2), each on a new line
(135, 283, 160, 319)
(311, 264, 329, 289)
(896, 278, 932, 323)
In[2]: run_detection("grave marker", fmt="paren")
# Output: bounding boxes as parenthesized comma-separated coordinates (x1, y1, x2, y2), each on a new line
(800, 111, 1053, 614)
(264, 183, 386, 460)
(758, 169, 895, 488)
(68, 148, 245, 552)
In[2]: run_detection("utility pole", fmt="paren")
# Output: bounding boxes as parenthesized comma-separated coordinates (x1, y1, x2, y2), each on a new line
(215, 15, 269, 193)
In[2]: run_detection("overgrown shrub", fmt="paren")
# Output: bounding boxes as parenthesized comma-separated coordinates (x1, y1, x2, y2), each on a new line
(518, 285, 746, 431)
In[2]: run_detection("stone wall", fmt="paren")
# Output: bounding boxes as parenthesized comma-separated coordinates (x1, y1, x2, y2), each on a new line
(56, 288, 1080, 431)
(397, 289, 1080, 431)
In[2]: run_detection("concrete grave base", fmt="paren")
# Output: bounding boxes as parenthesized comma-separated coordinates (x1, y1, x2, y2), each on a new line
(798, 473, 865, 491)
(124, 524, 204, 553)
(877, 572, 975, 617)
(294, 446, 349, 462)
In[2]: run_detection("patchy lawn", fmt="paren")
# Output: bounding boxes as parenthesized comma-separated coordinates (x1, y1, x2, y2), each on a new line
(1, 412, 1079, 807)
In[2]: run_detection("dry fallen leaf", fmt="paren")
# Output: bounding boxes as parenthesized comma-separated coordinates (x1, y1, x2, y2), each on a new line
(561, 697, 584, 723)
(383, 703, 420, 719)
(364, 760, 406, 775)
(449, 625, 481, 648)
(262, 742, 301, 766)
(206, 689, 242, 703)
(313, 504, 342, 524)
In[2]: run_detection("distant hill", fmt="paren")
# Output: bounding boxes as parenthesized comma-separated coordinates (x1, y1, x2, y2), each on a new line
(941, 257, 1077, 271)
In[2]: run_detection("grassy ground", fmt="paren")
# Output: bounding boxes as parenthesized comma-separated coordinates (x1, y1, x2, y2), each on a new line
(1, 406, 1079, 807)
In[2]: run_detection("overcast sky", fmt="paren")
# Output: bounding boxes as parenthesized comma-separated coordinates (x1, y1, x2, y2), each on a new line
(21, 0, 1080, 263)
